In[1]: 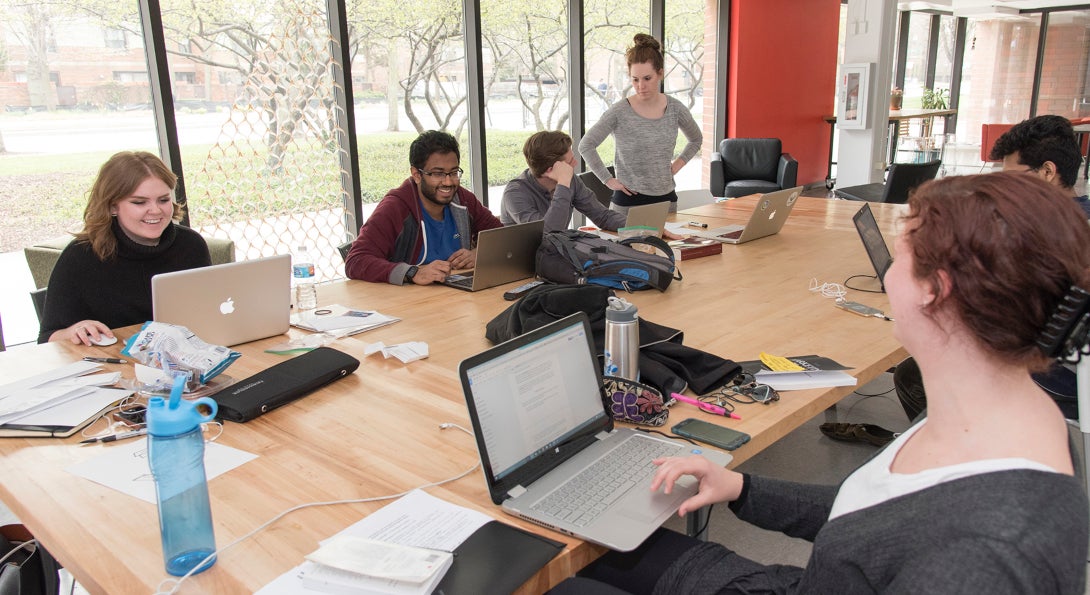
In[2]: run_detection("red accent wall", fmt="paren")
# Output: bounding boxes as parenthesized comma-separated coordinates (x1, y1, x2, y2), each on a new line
(729, 0, 841, 186)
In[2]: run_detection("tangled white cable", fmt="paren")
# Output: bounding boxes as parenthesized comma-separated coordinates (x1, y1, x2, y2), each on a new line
(809, 278, 847, 299)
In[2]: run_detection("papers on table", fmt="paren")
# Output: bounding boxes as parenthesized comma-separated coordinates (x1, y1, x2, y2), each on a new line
(0, 362, 130, 437)
(364, 341, 429, 364)
(291, 304, 400, 337)
(301, 537, 454, 594)
(258, 489, 491, 595)
(66, 439, 258, 503)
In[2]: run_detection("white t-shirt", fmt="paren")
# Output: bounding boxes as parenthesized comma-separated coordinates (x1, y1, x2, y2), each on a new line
(828, 420, 1058, 520)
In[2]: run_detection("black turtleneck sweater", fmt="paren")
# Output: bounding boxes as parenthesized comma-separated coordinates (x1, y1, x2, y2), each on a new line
(37, 221, 211, 343)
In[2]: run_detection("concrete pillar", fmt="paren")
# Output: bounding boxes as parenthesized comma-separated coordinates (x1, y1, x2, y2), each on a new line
(836, 0, 898, 187)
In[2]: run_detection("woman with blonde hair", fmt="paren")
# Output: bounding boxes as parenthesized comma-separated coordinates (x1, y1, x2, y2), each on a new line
(552, 172, 1090, 594)
(579, 33, 702, 216)
(38, 151, 210, 345)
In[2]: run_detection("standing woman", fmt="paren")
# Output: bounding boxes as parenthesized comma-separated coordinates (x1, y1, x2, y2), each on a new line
(38, 151, 211, 345)
(579, 33, 703, 216)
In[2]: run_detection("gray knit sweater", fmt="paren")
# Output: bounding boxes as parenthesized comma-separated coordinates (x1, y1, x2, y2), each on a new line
(579, 96, 702, 197)
(654, 471, 1088, 594)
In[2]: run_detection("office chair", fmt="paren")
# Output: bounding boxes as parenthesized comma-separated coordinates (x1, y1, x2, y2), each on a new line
(834, 160, 941, 204)
(576, 165, 615, 208)
(710, 138, 798, 198)
(980, 123, 1014, 168)
(337, 242, 352, 261)
(30, 288, 47, 325)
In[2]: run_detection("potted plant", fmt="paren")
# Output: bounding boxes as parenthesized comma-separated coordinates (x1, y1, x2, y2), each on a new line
(890, 87, 904, 111)
(919, 88, 950, 140)
(921, 87, 948, 110)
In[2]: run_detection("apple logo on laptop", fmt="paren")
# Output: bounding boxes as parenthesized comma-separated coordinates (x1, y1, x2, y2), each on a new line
(219, 298, 235, 315)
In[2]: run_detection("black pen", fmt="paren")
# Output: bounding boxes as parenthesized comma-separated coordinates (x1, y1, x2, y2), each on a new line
(688, 221, 708, 228)
(82, 357, 127, 364)
(80, 429, 147, 444)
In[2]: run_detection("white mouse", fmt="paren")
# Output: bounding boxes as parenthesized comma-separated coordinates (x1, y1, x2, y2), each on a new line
(91, 335, 118, 347)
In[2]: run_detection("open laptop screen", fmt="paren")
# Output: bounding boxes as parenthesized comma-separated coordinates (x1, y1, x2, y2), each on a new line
(852, 203, 893, 288)
(461, 315, 607, 482)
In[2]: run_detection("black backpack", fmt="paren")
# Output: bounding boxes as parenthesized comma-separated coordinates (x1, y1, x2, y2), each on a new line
(535, 230, 681, 292)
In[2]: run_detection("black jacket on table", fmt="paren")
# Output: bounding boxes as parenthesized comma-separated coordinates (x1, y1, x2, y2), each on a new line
(37, 221, 211, 343)
(484, 283, 740, 395)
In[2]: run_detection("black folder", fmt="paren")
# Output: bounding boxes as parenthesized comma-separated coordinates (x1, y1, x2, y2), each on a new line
(434, 520, 564, 594)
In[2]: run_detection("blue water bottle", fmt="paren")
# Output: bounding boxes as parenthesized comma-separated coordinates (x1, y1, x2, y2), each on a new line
(147, 375, 219, 576)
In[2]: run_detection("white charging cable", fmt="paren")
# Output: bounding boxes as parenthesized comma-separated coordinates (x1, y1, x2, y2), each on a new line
(809, 277, 847, 299)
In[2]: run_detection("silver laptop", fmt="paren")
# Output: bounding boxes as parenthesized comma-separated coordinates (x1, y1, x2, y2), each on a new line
(621, 201, 671, 235)
(442, 219, 544, 291)
(674, 188, 714, 210)
(152, 254, 291, 346)
(459, 313, 732, 552)
(696, 186, 803, 244)
(852, 203, 893, 291)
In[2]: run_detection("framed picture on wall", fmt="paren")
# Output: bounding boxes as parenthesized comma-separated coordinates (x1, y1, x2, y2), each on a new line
(838, 63, 872, 130)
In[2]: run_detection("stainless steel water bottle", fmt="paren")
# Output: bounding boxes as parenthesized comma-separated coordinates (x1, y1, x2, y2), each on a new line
(603, 296, 639, 381)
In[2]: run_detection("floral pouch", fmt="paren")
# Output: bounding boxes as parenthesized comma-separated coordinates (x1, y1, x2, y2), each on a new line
(601, 376, 670, 427)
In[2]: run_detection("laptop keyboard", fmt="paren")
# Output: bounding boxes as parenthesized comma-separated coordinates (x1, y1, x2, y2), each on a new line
(531, 435, 680, 527)
(444, 274, 474, 289)
(716, 228, 744, 240)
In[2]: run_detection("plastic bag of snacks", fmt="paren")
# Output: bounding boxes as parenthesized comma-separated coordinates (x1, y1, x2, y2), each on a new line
(121, 321, 241, 390)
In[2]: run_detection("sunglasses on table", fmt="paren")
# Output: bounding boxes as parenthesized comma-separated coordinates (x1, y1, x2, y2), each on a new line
(696, 373, 781, 413)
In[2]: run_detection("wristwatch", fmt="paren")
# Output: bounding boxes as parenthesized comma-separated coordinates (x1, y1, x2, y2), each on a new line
(404, 265, 419, 284)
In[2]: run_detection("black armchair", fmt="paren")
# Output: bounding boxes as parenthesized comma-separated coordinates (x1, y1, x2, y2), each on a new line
(710, 138, 798, 198)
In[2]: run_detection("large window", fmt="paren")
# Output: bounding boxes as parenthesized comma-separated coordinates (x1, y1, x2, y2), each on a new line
(346, 0, 469, 208)
(480, 0, 570, 208)
(0, 4, 158, 345)
(582, 0, 649, 169)
(1038, 10, 1090, 119)
(160, 0, 350, 282)
(664, 0, 708, 191)
(957, 15, 1040, 145)
(0, 0, 722, 346)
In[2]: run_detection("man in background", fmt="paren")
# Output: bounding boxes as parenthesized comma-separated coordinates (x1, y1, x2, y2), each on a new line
(990, 114, 1089, 218)
(344, 130, 502, 285)
(501, 130, 625, 234)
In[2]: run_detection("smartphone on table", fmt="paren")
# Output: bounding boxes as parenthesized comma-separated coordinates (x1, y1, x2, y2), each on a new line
(671, 418, 751, 451)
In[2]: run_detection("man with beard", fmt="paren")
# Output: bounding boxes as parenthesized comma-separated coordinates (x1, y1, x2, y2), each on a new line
(345, 130, 503, 284)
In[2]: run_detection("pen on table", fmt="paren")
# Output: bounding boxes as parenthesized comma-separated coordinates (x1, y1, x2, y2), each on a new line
(82, 357, 126, 364)
(670, 393, 741, 420)
(80, 429, 147, 444)
(688, 221, 708, 228)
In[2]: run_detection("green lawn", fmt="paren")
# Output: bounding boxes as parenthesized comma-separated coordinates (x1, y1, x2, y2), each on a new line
(0, 129, 624, 250)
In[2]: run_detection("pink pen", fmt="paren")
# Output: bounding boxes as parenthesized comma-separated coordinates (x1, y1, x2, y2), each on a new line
(670, 393, 742, 420)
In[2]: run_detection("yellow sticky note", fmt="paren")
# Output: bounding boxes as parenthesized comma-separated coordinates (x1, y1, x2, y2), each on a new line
(760, 352, 804, 372)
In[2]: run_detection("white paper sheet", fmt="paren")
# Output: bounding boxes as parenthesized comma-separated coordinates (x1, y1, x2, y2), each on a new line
(257, 490, 491, 595)
(66, 439, 258, 503)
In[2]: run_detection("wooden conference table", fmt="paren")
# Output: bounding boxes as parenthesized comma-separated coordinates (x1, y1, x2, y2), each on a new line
(0, 196, 908, 594)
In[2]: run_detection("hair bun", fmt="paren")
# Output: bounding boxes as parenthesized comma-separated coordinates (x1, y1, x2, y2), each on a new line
(632, 33, 661, 52)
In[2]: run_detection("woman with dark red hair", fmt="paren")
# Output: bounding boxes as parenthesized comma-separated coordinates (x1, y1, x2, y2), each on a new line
(552, 172, 1090, 595)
